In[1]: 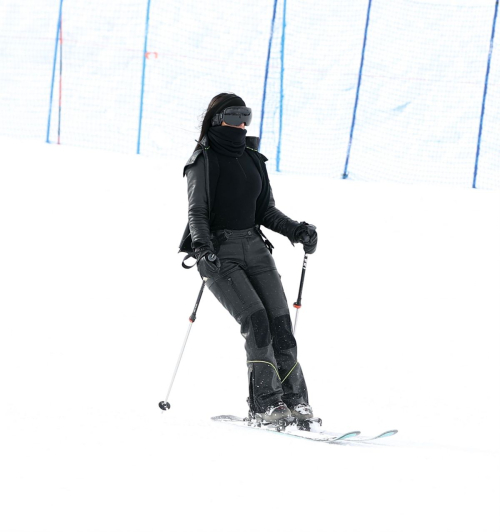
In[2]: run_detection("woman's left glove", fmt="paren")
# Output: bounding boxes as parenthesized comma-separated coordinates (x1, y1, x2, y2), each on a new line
(294, 222, 318, 254)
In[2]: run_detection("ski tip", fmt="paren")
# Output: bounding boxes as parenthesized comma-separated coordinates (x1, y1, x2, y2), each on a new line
(336, 430, 361, 440)
(377, 429, 398, 438)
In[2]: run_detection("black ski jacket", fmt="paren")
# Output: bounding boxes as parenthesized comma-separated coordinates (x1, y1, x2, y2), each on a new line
(178, 135, 301, 266)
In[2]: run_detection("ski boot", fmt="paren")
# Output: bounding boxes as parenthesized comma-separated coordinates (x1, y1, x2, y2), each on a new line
(254, 401, 293, 432)
(244, 398, 293, 432)
(289, 403, 322, 431)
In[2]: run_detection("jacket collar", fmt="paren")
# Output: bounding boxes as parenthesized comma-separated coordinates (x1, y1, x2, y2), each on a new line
(246, 136, 260, 150)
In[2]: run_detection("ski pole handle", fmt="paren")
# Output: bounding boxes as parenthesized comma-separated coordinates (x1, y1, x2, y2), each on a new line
(293, 253, 308, 335)
(293, 253, 308, 309)
(189, 279, 205, 323)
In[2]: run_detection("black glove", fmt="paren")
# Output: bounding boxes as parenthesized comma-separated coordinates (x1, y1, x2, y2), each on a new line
(294, 222, 318, 254)
(194, 244, 221, 278)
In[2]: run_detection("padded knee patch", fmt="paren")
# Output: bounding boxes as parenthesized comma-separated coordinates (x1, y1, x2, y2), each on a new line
(272, 314, 296, 350)
(250, 309, 271, 348)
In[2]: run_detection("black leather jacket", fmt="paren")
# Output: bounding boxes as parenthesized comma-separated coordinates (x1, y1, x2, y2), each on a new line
(179, 135, 301, 264)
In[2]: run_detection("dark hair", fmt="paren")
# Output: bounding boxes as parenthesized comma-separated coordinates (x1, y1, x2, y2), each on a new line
(195, 92, 243, 151)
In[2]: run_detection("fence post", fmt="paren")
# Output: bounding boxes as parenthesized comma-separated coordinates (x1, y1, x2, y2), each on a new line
(46, 0, 64, 144)
(276, 0, 287, 172)
(342, 0, 373, 179)
(137, 0, 152, 155)
(259, 0, 279, 150)
(472, 0, 499, 189)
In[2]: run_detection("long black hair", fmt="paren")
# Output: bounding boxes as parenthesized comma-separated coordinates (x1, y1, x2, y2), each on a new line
(195, 92, 245, 151)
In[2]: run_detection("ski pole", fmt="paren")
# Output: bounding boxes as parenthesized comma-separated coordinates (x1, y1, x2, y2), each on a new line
(293, 253, 308, 335)
(159, 280, 206, 410)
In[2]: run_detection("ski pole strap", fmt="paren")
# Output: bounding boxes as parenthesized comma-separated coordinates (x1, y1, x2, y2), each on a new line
(255, 226, 274, 254)
(182, 251, 197, 269)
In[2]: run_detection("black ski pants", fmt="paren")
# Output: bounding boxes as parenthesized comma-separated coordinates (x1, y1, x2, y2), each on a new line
(202, 225, 309, 413)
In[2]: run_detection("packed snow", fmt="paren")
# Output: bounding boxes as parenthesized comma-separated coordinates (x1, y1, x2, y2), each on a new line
(0, 137, 499, 532)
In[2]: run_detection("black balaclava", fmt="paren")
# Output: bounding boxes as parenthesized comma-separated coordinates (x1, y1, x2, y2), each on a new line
(207, 95, 247, 158)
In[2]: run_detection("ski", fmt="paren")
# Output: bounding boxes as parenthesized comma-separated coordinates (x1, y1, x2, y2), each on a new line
(211, 415, 361, 444)
(345, 429, 398, 443)
(211, 415, 398, 444)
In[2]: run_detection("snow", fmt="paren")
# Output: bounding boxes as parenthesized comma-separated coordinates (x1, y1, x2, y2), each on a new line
(0, 137, 499, 532)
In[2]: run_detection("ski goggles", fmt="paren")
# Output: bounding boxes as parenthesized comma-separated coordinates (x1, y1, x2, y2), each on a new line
(211, 106, 252, 127)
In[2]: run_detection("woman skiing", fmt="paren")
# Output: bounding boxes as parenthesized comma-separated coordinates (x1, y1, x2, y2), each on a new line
(178, 93, 318, 424)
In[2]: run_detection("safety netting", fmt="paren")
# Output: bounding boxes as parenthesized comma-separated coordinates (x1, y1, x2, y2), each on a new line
(0, 0, 498, 188)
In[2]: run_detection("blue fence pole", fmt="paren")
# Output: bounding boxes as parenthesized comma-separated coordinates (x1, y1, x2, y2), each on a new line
(57, 14, 64, 144)
(137, 0, 152, 155)
(472, 0, 499, 189)
(342, 0, 373, 179)
(46, 0, 63, 143)
(259, 0, 279, 149)
(276, 0, 287, 172)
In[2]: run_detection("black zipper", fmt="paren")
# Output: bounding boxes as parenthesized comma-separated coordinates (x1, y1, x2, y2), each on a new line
(203, 148, 211, 215)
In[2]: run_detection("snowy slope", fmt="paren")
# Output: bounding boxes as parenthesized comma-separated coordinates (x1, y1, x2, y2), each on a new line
(0, 137, 499, 532)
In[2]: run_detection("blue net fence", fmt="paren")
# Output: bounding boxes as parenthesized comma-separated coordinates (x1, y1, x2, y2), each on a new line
(0, 0, 498, 188)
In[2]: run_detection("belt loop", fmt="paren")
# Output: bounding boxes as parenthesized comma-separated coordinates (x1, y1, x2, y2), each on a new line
(216, 229, 227, 243)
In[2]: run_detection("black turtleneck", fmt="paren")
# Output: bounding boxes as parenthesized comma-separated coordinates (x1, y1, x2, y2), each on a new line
(207, 126, 262, 231)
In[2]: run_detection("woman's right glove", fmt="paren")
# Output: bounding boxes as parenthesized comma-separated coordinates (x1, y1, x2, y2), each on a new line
(194, 244, 221, 278)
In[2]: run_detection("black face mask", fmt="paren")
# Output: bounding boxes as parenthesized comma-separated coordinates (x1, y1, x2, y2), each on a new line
(207, 126, 247, 157)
